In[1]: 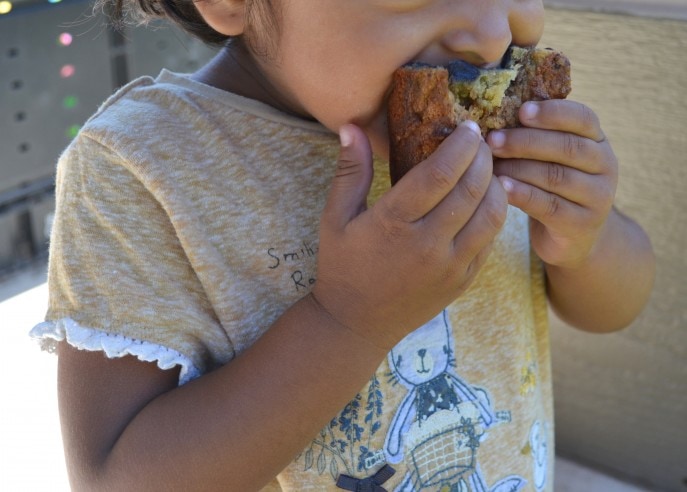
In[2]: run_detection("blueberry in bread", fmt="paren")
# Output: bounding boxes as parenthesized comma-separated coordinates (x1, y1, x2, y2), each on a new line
(387, 46, 572, 184)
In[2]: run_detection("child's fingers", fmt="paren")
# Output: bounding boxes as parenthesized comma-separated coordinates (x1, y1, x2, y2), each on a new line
(451, 176, 508, 264)
(322, 124, 374, 231)
(493, 158, 612, 208)
(498, 175, 591, 231)
(488, 127, 614, 175)
(518, 100, 605, 142)
(382, 120, 482, 224)
(427, 142, 499, 237)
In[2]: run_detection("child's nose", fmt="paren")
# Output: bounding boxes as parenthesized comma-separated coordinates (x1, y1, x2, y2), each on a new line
(441, 13, 513, 67)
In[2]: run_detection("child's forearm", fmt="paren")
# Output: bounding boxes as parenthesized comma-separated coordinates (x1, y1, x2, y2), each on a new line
(545, 207, 655, 332)
(58, 294, 388, 492)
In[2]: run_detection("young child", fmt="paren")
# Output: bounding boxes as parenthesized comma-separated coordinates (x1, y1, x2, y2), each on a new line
(31, 0, 655, 491)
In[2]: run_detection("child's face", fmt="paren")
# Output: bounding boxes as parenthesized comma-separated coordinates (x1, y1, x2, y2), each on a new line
(254, 0, 545, 157)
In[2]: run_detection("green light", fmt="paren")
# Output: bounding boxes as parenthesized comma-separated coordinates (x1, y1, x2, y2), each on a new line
(66, 125, 80, 138)
(62, 95, 78, 109)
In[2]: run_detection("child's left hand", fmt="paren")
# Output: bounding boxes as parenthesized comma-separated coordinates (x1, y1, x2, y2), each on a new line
(488, 100, 618, 269)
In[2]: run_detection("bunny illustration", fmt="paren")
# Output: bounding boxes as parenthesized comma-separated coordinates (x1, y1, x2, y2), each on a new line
(384, 310, 525, 492)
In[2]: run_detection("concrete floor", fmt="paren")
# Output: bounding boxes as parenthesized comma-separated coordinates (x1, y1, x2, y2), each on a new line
(0, 265, 652, 491)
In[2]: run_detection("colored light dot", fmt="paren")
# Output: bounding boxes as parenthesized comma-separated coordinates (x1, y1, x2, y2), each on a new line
(66, 125, 80, 138)
(58, 32, 73, 46)
(47, 0, 62, 4)
(62, 95, 78, 109)
(60, 64, 75, 78)
(0, 1, 13, 14)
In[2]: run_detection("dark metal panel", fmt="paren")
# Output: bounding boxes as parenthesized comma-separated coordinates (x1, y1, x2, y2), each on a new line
(0, 1, 217, 271)
(0, 0, 112, 196)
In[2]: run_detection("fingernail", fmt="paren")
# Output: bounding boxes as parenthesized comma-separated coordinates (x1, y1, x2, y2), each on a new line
(460, 119, 481, 136)
(339, 125, 353, 148)
(521, 102, 539, 121)
(490, 131, 505, 149)
(499, 176, 514, 193)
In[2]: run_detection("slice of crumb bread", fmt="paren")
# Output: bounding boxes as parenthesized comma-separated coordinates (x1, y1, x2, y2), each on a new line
(388, 46, 571, 184)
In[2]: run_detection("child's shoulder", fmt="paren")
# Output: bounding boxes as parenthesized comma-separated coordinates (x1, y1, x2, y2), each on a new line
(75, 71, 236, 165)
(83, 72, 199, 139)
(82, 70, 328, 149)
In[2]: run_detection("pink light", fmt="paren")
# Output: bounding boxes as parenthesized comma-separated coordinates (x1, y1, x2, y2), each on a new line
(58, 32, 73, 46)
(60, 64, 75, 78)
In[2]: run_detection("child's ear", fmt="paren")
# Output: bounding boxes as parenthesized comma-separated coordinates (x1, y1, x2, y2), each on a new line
(194, 0, 246, 36)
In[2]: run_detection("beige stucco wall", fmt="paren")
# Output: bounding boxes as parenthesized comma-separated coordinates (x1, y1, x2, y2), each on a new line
(540, 8, 687, 492)
(545, 0, 687, 20)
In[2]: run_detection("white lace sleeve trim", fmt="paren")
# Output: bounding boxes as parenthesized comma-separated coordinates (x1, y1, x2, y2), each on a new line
(30, 318, 201, 385)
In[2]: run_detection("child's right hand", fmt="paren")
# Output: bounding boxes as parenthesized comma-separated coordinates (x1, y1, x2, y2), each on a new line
(312, 121, 508, 351)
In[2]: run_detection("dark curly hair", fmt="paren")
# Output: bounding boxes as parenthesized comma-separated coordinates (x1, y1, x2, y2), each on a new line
(96, 0, 279, 53)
